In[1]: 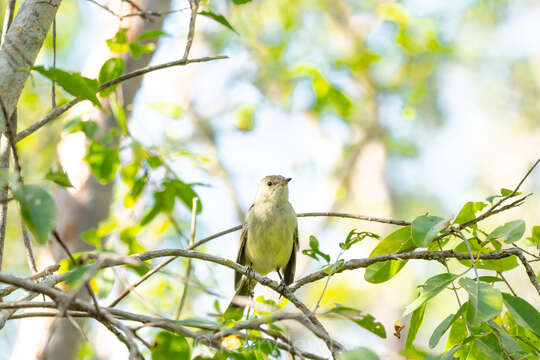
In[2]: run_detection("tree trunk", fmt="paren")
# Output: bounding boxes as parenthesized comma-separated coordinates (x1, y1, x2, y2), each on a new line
(0, 0, 61, 132)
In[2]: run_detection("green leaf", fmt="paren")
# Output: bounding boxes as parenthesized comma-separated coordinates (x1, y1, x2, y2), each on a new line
(454, 201, 487, 225)
(403, 273, 459, 316)
(106, 28, 129, 53)
(84, 141, 120, 184)
(14, 185, 56, 244)
(500, 188, 521, 197)
(455, 240, 519, 272)
(429, 302, 467, 348)
(136, 29, 170, 41)
(235, 106, 255, 131)
(365, 226, 412, 283)
(64, 119, 99, 138)
(127, 41, 155, 58)
(232, 0, 252, 4)
(340, 347, 379, 360)
(411, 215, 448, 247)
(406, 303, 426, 347)
(129, 41, 143, 58)
(478, 276, 504, 283)
(460, 278, 502, 327)
(124, 174, 146, 208)
(121, 163, 139, 185)
(302, 235, 330, 263)
(340, 229, 379, 250)
(98, 58, 125, 96)
(446, 318, 467, 351)
(65, 264, 91, 286)
(140, 181, 177, 225)
(46, 166, 73, 187)
(81, 228, 100, 247)
(473, 335, 502, 359)
(327, 305, 386, 338)
(199, 11, 238, 34)
(168, 179, 202, 214)
(487, 320, 528, 358)
(146, 155, 163, 169)
(120, 226, 146, 254)
(527, 225, 540, 245)
(429, 314, 455, 349)
(152, 331, 190, 360)
(33, 66, 101, 107)
(110, 95, 128, 134)
(440, 347, 459, 360)
(149, 102, 184, 119)
(488, 220, 526, 244)
(502, 293, 540, 337)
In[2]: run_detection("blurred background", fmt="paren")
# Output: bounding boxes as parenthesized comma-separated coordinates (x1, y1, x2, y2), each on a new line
(1, 0, 539, 358)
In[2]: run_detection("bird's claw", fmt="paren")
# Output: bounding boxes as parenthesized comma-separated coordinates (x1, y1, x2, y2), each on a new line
(277, 281, 288, 299)
(246, 265, 255, 279)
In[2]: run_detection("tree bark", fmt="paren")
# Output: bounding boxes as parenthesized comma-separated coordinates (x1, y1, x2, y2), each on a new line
(0, 0, 61, 131)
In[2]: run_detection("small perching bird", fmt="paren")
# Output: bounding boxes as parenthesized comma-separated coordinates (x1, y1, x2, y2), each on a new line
(226, 175, 298, 317)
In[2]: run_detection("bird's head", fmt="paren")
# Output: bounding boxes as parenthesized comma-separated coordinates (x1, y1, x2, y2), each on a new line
(255, 175, 292, 203)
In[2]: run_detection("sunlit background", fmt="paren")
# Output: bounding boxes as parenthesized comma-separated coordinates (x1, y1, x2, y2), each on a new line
(1, 0, 539, 358)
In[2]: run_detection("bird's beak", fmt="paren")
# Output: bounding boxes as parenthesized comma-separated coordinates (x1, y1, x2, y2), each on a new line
(277, 178, 292, 186)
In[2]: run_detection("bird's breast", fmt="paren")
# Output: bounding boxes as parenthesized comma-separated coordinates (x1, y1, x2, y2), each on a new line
(245, 202, 296, 275)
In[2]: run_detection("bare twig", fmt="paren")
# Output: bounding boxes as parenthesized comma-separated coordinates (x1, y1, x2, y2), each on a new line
(435, 240, 462, 306)
(451, 228, 479, 283)
(0, 0, 16, 45)
(183, 0, 199, 61)
(312, 248, 345, 314)
(51, 15, 57, 109)
(21, 224, 38, 273)
(176, 197, 198, 319)
(85, 0, 122, 18)
(297, 212, 411, 226)
(497, 271, 517, 297)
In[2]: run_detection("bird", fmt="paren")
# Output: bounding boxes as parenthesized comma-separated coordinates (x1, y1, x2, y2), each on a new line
(226, 175, 298, 318)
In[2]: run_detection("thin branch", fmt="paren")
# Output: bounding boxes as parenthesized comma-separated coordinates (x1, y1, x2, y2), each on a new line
(491, 157, 539, 211)
(0, 264, 59, 298)
(312, 248, 344, 314)
(514, 251, 540, 296)
(190, 212, 408, 250)
(85, 0, 123, 18)
(83, 250, 344, 353)
(0, 0, 16, 45)
(15, 55, 228, 142)
(182, 0, 199, 61)
(290, 248, 539, 296)
(452, 228, 479, 283)
(497, 271, 517, 297)
(297, 212, 411, 226)
(51, 16, 57, 109)
(435, 240, 462, 307)
(21, 224, 38, 273)
(176, 197, 198, 319)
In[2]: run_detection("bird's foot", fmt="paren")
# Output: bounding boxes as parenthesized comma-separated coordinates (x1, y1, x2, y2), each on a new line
(246, 264, 255, 280)
(277, 281, 288, 299)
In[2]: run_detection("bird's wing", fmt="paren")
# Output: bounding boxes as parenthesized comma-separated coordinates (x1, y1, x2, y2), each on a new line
(284, 225, 299, 285)
(234, 205, 252, 290)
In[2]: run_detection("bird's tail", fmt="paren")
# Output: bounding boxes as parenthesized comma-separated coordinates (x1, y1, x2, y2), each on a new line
(224, 277, 254, 320)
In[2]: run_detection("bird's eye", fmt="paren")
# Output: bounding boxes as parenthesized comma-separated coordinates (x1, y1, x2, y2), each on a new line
(267, 181, 272, 186)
